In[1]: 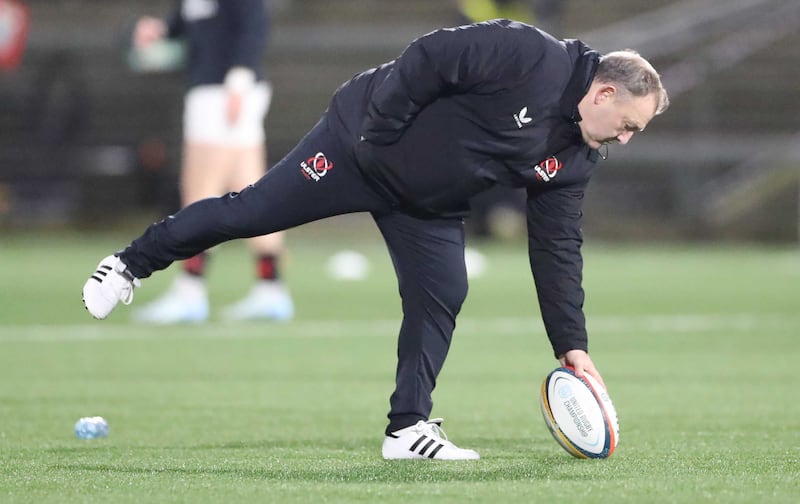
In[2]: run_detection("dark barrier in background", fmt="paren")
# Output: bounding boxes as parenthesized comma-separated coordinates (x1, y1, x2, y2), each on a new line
(1, 0, 798, 241)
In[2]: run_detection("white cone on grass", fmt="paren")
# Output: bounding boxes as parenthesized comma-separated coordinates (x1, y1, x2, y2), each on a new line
(327, 250, 370, 281)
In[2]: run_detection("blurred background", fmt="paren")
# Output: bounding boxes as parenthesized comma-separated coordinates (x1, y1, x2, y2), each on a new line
(1, 0, 799, 243)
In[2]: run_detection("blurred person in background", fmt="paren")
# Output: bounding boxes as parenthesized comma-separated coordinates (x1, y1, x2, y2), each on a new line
(84, 19, 668, 459)
(456, 0, 565, 34)
(131, 0, 293, 323)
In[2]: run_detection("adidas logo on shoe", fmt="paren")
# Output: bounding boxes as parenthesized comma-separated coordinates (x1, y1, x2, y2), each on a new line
(82, 255, 141, 319)
(381, 418, 480, 460)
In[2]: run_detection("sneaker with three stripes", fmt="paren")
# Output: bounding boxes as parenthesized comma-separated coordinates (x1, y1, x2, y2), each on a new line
(82, 255, 141, 320)
(381, 418, 480, 460)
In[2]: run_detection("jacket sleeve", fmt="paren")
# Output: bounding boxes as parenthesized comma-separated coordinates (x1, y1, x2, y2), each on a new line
(526, 183, 588, 357)
(362, 19, 548, 145)
(227, 0, 269, 72)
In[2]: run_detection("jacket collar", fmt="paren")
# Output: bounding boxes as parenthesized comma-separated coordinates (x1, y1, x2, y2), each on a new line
(559, 39, 600, 124)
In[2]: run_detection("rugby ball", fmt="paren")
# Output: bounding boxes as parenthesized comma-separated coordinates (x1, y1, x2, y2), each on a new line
(540, 366, 619, 458)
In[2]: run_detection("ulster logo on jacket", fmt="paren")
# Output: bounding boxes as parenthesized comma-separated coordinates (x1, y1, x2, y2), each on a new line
(534, 157, 562, 182)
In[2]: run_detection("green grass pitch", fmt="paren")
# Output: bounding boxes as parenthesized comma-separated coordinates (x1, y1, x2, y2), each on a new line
(0, 221, 798, 503)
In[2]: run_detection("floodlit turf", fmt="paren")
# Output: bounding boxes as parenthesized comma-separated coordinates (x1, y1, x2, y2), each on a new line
(1, 224, 799, 503)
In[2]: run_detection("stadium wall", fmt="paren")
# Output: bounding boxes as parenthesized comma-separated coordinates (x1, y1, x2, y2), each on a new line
(0, 0, 797, 241)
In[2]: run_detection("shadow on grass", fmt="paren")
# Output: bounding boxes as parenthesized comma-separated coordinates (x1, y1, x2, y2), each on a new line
(47, 438, 591, 483)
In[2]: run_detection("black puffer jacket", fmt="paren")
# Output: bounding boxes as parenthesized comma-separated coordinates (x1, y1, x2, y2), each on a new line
(329, 19, 601, 356)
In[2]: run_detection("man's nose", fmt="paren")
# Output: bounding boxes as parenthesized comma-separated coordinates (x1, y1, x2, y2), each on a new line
(617, 131, 634, 145)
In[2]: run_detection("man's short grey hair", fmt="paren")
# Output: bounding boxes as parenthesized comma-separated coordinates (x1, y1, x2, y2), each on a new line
(596, 49, 670, 115)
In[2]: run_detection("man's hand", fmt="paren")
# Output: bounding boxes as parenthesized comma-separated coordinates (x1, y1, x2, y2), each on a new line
(133, 16, 166, 49)
(226, 91, 243, 125)
(558, 349, 606, 390)
(224, 67, 255, 125)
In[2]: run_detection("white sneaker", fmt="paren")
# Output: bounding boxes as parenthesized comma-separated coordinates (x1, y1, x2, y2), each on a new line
(83, 255, 141, 320)
(132, 274, 209, 324)
(221, 281, 294, 321)
(382, 418, 480, 460)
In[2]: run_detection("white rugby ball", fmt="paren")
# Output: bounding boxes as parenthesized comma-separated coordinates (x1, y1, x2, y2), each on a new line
(540, 366, 619, 458)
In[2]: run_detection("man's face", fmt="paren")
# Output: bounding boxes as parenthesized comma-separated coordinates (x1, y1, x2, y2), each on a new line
(577, 85, 658, 150)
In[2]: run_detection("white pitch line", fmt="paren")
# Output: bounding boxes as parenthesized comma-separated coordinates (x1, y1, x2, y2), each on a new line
(0, 314, 797, 343)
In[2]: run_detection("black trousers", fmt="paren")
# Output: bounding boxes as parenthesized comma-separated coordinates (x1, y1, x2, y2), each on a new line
(120, 116, 469, 433)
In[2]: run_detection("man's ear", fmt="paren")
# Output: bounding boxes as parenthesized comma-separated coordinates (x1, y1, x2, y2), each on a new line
(595, 85, 617, 104)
